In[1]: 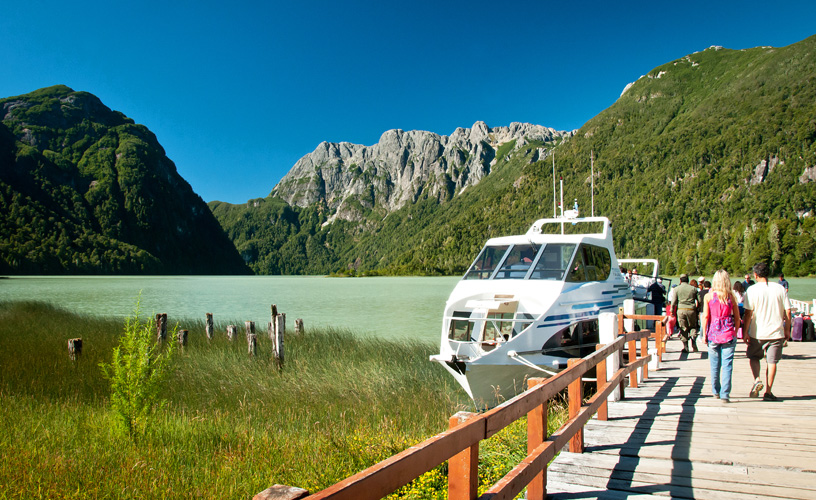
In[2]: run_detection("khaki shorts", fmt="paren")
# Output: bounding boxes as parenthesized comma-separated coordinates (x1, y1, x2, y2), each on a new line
(746, 337, 784, 364)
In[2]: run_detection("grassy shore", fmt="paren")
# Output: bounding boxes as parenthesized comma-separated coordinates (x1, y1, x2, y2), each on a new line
(0, 301, 566, 499)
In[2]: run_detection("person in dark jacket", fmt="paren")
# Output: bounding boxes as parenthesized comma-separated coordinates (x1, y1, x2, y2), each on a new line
(671, 274, 701, 352)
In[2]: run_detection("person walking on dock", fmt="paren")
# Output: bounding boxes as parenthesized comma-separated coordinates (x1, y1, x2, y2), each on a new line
(671, 274, 701, 352)
(778, 273, 789, 293)
(701, 270, 740, 402)
(742, 262, 792, 401)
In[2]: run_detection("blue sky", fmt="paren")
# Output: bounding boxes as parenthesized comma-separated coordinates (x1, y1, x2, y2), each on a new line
(2, 1, 815, 203)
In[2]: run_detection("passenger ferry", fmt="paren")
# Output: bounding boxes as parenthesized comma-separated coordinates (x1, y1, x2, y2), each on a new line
(430, 213, 634, 408)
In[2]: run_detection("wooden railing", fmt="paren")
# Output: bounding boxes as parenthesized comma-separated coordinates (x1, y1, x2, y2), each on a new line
(286, 314, 664, 500)
(790, 298, 814, 316)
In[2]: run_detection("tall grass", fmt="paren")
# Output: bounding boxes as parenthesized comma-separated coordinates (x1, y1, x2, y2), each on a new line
(0, 301, 566, 499)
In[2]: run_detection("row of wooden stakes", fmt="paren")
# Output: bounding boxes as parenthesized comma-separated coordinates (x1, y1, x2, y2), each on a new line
(67, 305, 305, 365)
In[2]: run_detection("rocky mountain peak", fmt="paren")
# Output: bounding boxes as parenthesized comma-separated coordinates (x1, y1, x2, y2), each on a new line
(272, 121, 572, 223)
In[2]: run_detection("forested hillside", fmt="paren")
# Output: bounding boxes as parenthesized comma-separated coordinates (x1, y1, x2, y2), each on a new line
(214, 35, 816, 277)
(0, 86, 250, 274)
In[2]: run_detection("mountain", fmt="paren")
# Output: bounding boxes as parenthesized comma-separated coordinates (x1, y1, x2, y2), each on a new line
(272, 122, 572, 223)
(0, 85, 250, 274)
(214, 34, 816, 277)
(211, 123, 570, 274)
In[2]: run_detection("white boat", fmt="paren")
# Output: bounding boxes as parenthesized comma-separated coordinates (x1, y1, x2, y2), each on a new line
(430, 214, 634, 408)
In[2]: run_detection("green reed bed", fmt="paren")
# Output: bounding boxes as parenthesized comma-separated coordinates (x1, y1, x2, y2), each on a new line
(0, 301, 567, 499)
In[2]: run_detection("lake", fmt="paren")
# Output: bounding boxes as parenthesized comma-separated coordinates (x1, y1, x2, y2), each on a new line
(0, 275, 460, 342)
(1, 275, 814, 342)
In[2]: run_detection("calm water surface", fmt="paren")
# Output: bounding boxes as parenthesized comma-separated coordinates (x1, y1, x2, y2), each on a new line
(0, 276, 460, 342)
(2, 276, 815, 342)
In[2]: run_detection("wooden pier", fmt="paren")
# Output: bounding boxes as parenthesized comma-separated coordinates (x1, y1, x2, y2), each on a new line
(546, 338, 816, 499)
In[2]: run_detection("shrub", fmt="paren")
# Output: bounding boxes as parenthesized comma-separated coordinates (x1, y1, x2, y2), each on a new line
(100, 299, 178, 439)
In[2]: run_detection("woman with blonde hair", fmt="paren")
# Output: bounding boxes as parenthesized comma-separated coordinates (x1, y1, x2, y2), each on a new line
(702, 269, 741, 402)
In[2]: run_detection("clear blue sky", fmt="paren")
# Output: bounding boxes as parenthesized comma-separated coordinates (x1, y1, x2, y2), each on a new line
(2, 1, 815, 203)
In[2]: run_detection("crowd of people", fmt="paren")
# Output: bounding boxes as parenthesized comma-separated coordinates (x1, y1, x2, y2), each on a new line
(664, 263, 792, 403)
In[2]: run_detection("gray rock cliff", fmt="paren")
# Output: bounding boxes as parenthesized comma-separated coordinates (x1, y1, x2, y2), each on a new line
(272, 121, 572, 223)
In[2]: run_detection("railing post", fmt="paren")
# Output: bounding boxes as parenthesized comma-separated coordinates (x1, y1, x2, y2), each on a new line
(628, 336, 638, 388)
(623, 299, 635, 332)
(595, 344, 608, 421)
(599, 312, 620, 402)
(641, 334, 649, 381)
(527, 377, 547, 500)
(448, 412, 478, 500)
(616, 311, 627, 399)
(654, 321, 664, 359)
(568, 359, 584, 453)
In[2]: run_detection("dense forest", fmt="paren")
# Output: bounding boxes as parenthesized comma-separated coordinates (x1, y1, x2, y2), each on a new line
(0, 86, 250, 274)
(213, 36, 816, 277)
(2, 36, 815, 277)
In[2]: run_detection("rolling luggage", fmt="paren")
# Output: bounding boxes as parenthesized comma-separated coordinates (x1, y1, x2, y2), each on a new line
(792, 316, 804, 341)
(804, 317, 815, 341)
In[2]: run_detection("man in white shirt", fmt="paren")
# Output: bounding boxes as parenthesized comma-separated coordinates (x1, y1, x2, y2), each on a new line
(742, 262, 792, 401)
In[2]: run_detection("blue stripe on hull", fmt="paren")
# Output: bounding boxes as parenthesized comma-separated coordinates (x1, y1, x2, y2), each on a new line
(537, 302, 621, 328)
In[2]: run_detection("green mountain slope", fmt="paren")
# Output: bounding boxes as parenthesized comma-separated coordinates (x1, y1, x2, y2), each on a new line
(0, 86, 250, 274)
(214, 35, 816, 277)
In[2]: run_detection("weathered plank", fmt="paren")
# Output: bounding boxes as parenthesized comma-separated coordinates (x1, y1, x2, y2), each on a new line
(546, 339, 816, 499)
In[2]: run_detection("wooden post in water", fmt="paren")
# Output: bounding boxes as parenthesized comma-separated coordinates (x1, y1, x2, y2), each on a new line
(270, 305, 278, 340)
(227, 325, 237, 342)
(156, 313, 167, 342)
(205, 313, 214, 340)
(273, 313, 285, 368)
(68, 338, 82, 361)
(178, 329, 188, 347)
(295, 318, 304, 334)
(248, 333, 257, 356)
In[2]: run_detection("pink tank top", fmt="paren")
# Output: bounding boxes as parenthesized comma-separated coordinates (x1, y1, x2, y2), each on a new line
(707, 292, 736, 343)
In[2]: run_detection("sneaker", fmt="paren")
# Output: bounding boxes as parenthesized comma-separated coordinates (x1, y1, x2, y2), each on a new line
(749, 380, 764, 398)
(721, 398, 731, 403)
(763, 392, 778, 401)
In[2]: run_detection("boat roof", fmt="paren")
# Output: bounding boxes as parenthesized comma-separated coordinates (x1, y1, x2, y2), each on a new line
(484, 216, 613, 245)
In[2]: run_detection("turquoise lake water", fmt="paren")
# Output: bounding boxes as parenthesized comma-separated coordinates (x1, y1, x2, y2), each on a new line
(1, 275, 814, 342)
(0, 275, 460, 342)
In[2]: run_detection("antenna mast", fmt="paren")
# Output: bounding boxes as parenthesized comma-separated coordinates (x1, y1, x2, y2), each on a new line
(591, 150, 595, 217)
(559, 176, 564, 234)
(552, 152, 556, 218)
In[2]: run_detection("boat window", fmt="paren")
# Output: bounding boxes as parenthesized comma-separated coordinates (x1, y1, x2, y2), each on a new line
(448, 315, 474, 342)
(566, 244, 612, 282)
(529, 243, 576, 280)
(482, 312, 514, 343)
(540, 319, 600, 358)
(591, 246, 611, 280)
(513, 312, 535, 336)
(463, 245, 510, 280)
(565, 246, 587, 282)
(494, 244, 537, 279)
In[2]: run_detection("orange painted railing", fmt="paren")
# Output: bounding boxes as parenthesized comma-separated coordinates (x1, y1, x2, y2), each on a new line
(298, 315, 663, 500)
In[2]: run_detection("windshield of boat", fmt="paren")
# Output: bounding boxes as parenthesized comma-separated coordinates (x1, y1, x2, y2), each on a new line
(463, 243, 577, 281)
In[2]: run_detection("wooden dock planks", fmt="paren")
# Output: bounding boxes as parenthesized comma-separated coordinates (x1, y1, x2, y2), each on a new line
(546, 339, 816, 499)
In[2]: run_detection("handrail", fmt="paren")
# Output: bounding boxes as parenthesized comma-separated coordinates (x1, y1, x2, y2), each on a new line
(288, 313, 663, 500)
